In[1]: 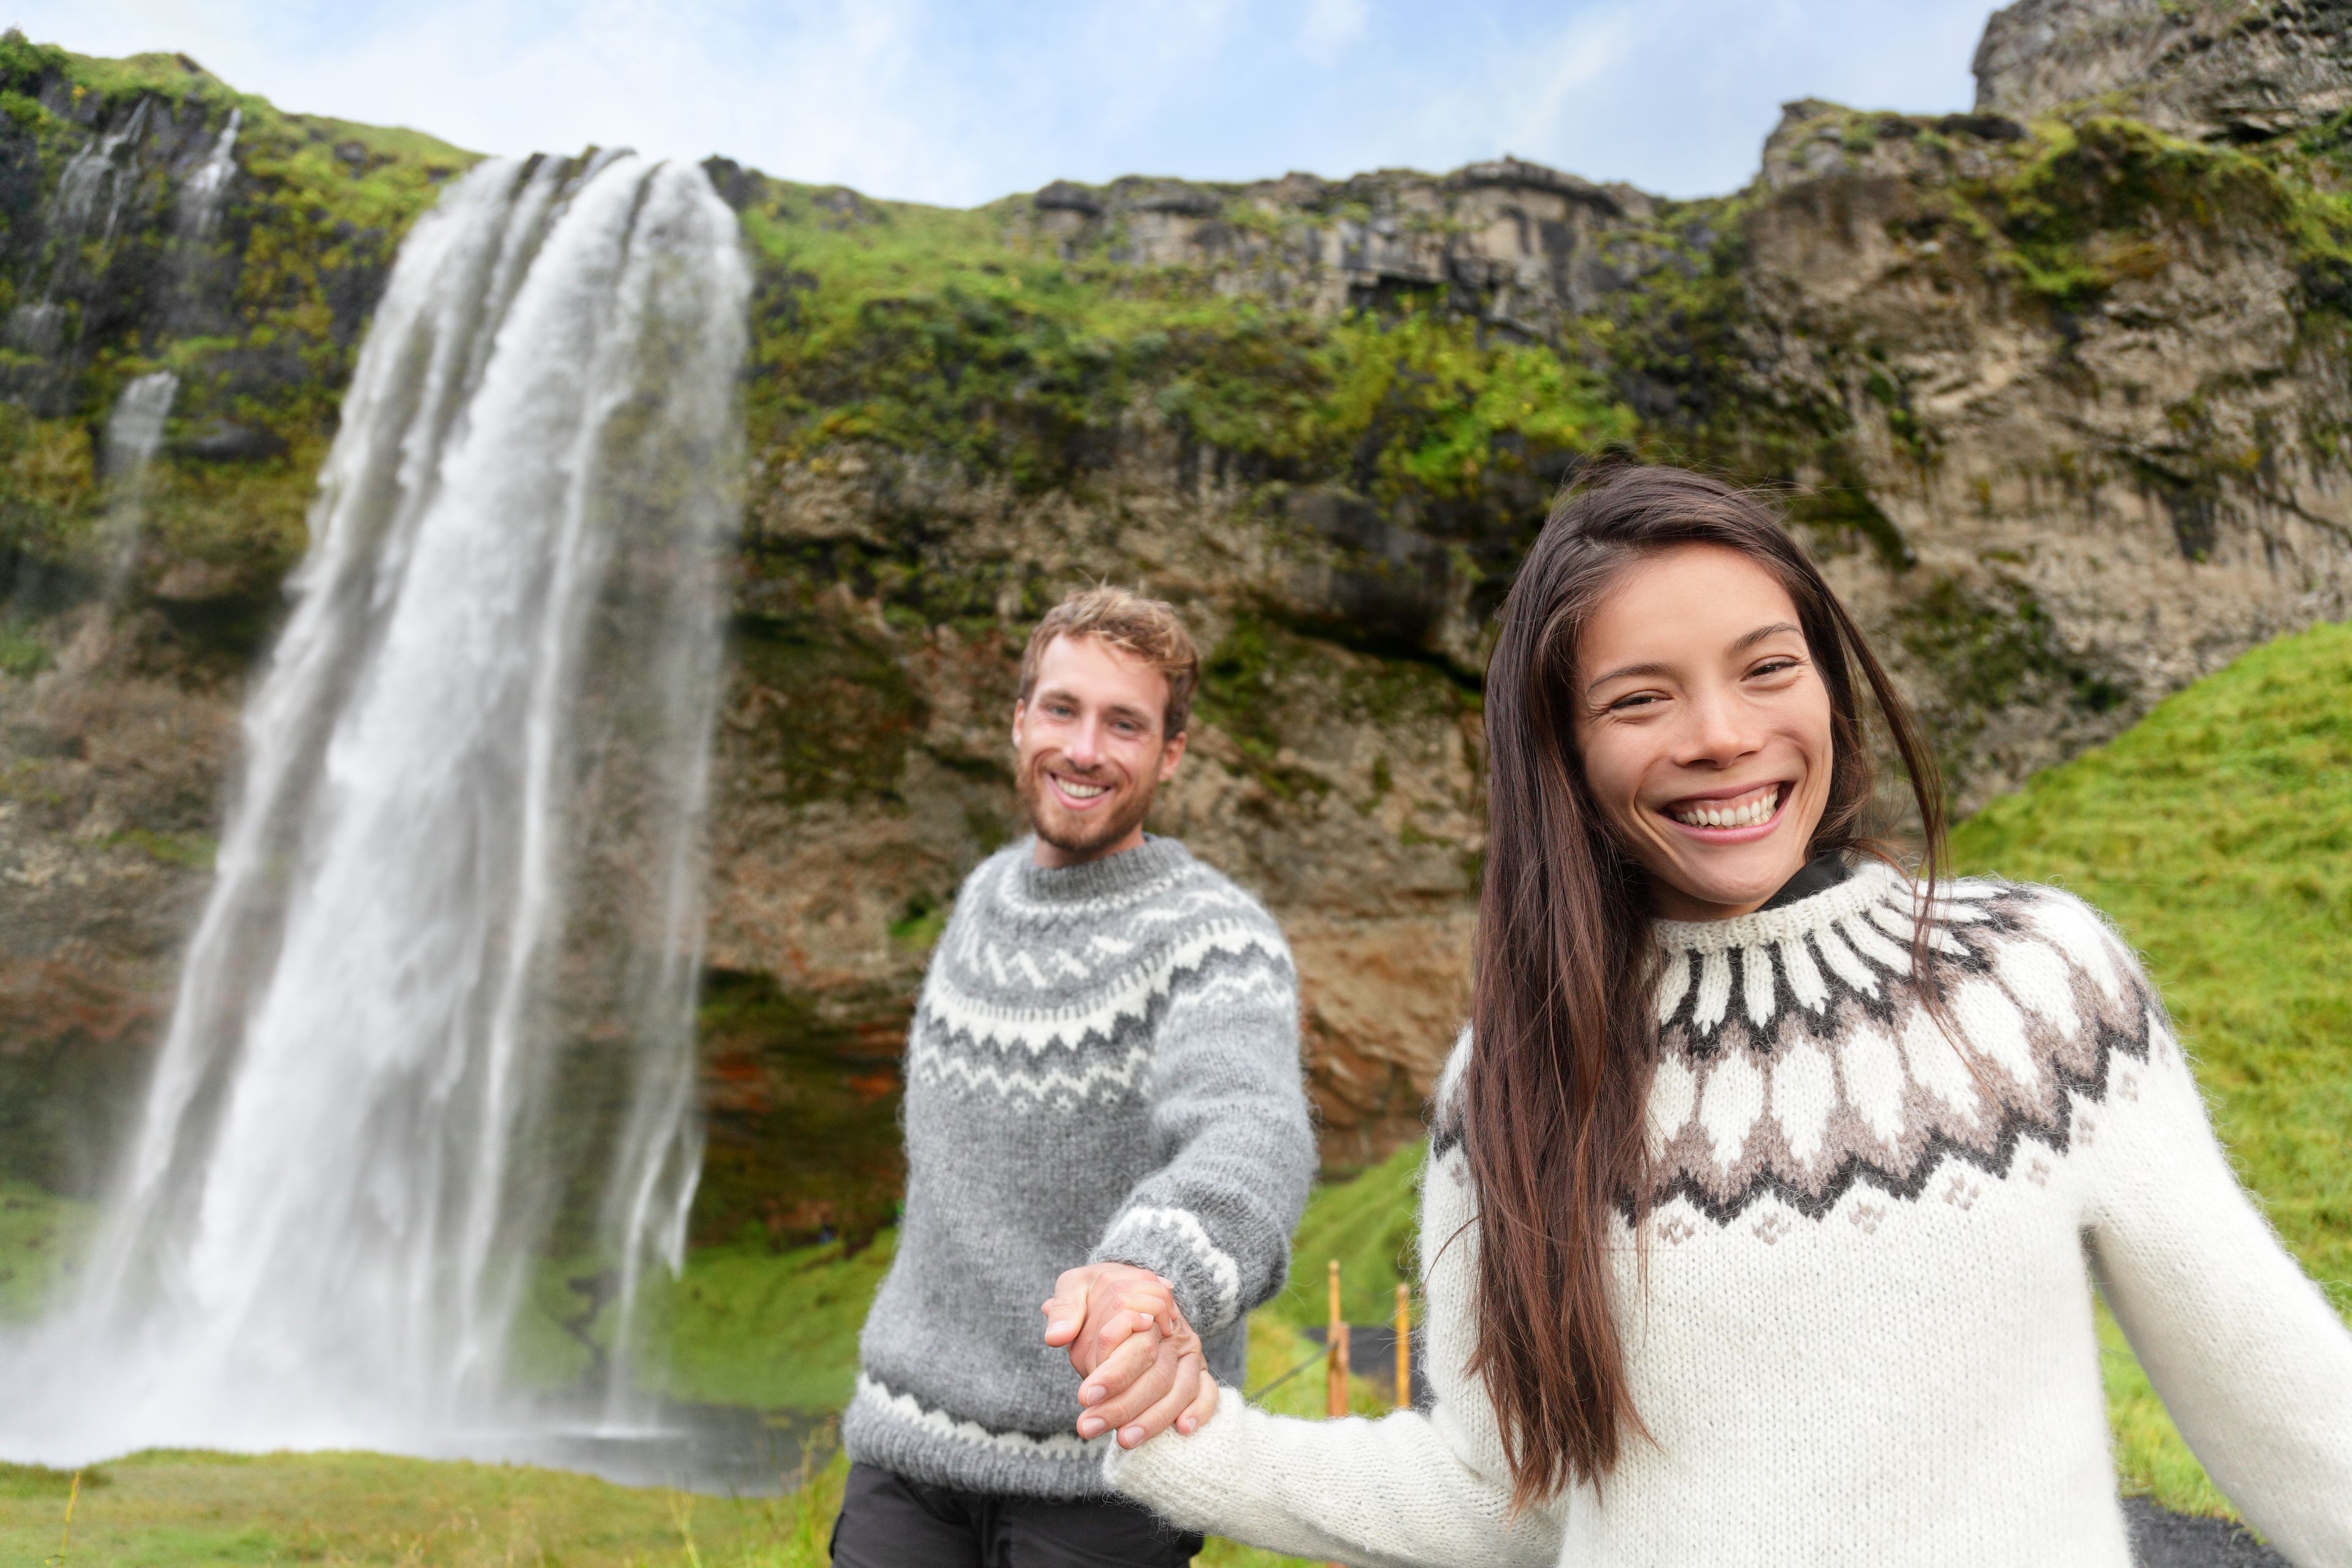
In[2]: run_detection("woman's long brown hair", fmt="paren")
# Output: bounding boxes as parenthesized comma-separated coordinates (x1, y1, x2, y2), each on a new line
(1466, 465, 1947, 1506)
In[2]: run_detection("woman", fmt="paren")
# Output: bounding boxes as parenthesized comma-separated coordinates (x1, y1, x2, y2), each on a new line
(1099, 466, 2352, 1565)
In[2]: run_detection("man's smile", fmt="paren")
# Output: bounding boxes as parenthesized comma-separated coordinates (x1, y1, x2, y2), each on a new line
(1049, 771, 1115, 808)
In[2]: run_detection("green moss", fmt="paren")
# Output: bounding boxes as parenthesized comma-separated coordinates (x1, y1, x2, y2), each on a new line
(736, 173, 1630, 514)
(886, 891, 948, 951)
(105, 826, 216, 867)
(1193, 614, 1337, 801)
(731, 609, 927, 807)
(0, 620, 48, 676)
(1896, 573, 2130, 780)
(1923, 115, 2335, 319)
(0, 41, 475, 592)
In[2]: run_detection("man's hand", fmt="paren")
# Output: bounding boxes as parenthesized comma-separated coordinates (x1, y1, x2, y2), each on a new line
(1042, 1262, 1218, 1447)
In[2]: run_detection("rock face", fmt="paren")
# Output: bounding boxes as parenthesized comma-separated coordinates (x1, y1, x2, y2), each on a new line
(1732, 99, 2352, 800)
(6, 14, 2352, 1240)
(1975, 0, 2352, 140)
(1014, 159, 1660, 339)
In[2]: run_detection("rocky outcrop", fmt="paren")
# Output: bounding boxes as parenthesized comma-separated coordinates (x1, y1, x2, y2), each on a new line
(1975, 0, 2352, 140)
(1009, 159, 1662, 340)
(1722, 100, 2352, 799)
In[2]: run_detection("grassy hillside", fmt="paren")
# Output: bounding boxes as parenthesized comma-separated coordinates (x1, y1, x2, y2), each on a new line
(1949, 617, 2352, 1516)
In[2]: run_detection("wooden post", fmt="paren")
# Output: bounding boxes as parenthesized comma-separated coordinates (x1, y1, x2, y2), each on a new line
(1327, 1259, 1349, 1568)
(1394, 1281, 1411, 1411)
(1325, 1257, 1349, 1418)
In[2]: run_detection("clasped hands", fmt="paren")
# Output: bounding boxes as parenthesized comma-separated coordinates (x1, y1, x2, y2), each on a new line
(1041, 1262, 1218, 1449)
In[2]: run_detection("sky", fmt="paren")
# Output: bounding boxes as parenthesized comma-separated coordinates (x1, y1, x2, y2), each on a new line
(12, 0, 2007, 208)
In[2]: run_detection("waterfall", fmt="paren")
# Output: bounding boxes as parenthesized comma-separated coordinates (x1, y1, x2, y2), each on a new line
(54, 95, 152, 247)
(178, 108, 241, 243)
(0, 151, 748, 1464)
(101, 370, 179, 484)
(94, 369, 179, 593)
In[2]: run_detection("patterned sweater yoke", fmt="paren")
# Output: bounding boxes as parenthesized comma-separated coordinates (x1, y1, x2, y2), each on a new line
(844, 835, 1316, 1499)
(1110, 862, 2352, 1566)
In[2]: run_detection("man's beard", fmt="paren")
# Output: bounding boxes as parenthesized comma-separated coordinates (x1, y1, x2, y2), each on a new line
(1019, 753, 1158, 859)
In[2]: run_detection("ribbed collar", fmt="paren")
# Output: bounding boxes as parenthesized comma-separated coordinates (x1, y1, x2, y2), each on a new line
(1010, 834, 1193, 905)
(1651, 855, 1905, 956)
(1759, 848, 1855, 911)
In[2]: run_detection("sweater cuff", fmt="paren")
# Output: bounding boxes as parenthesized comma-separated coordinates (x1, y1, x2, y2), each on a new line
(1092, 1205, 1245, 1336)
(1102, 1385, 1244, 1520)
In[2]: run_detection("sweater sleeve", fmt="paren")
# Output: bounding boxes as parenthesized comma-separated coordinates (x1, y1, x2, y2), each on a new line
(1106, 1038, 1567, 1568)
(1090, 900, 1316, 1336)
(2064, 895, 2352, 1562)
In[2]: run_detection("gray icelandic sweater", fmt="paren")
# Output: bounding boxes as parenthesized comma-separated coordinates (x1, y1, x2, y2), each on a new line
(842, 835, 1316, 1498)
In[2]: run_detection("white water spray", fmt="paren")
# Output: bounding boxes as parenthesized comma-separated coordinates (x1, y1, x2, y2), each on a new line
(0, 151, 748, 1465)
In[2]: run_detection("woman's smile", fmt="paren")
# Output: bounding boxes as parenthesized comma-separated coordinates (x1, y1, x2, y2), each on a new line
(1660, 780, 1789, 837)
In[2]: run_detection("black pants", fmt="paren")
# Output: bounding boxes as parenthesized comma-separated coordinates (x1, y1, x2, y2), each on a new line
(829, 1461, 1204, 1567)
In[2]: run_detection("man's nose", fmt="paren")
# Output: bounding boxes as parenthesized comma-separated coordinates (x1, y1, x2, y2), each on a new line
(1065, 718, 1102, 767)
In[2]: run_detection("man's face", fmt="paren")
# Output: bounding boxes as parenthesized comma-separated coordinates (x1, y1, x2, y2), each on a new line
(1012, 634, 1187, 867)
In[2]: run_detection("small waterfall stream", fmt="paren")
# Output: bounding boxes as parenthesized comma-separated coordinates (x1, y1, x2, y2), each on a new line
(100, 369, 179, 484)
(177, 108, 241, 243)
(94, 369, 179, 595)
(0, 151, 749, 1466)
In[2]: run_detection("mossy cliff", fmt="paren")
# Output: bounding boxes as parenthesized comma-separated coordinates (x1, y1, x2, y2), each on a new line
(5, 1, 2352, 1241)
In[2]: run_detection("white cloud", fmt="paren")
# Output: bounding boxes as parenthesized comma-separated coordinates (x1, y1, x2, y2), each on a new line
(6, 0, 2004, 205)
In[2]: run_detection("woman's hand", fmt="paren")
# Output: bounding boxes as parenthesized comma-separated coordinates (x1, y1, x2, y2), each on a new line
(1043, 1263, 1216, 1446)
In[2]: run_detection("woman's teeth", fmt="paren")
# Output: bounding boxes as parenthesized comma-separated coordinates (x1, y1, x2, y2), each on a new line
(1670, 785, 1781, 829)
(1056, 778, 1109, 800)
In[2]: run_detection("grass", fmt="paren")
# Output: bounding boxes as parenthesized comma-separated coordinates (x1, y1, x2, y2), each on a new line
(1949, 619, 2352, 1516)
(0, 1447, 843, 1567)
(632, 1234, 899, 1414)
(0, 1180, 92, 1321)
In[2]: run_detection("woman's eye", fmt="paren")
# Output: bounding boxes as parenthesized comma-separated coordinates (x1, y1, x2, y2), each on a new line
(1608, 693, 1662, 712)
(1751, 659, 1801, 679)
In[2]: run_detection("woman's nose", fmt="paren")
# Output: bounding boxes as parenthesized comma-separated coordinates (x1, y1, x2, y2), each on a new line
(1679, 687, 1758, 764)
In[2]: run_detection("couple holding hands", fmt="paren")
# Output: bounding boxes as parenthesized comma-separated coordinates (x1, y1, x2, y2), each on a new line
(828, 468, 2352, 1568)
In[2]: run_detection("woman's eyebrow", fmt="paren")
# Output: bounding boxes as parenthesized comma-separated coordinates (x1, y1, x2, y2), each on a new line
(1583, 659, 1673, 694)
(1732, 620, 1803, 653)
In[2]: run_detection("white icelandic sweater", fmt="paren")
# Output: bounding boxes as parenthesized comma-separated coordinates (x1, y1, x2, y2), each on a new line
(1106, 864, 2352, 1566)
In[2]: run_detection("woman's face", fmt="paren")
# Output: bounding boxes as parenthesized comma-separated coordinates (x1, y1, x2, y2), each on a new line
(1570, 543, 1835, 922)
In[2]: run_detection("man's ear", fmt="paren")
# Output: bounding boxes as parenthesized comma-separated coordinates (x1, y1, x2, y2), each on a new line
(1156, 727, 1188, 783)
(1011, 698, 1027, 752)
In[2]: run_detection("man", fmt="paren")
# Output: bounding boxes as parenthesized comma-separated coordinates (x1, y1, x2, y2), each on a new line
(832, 586, 1316, 1567)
